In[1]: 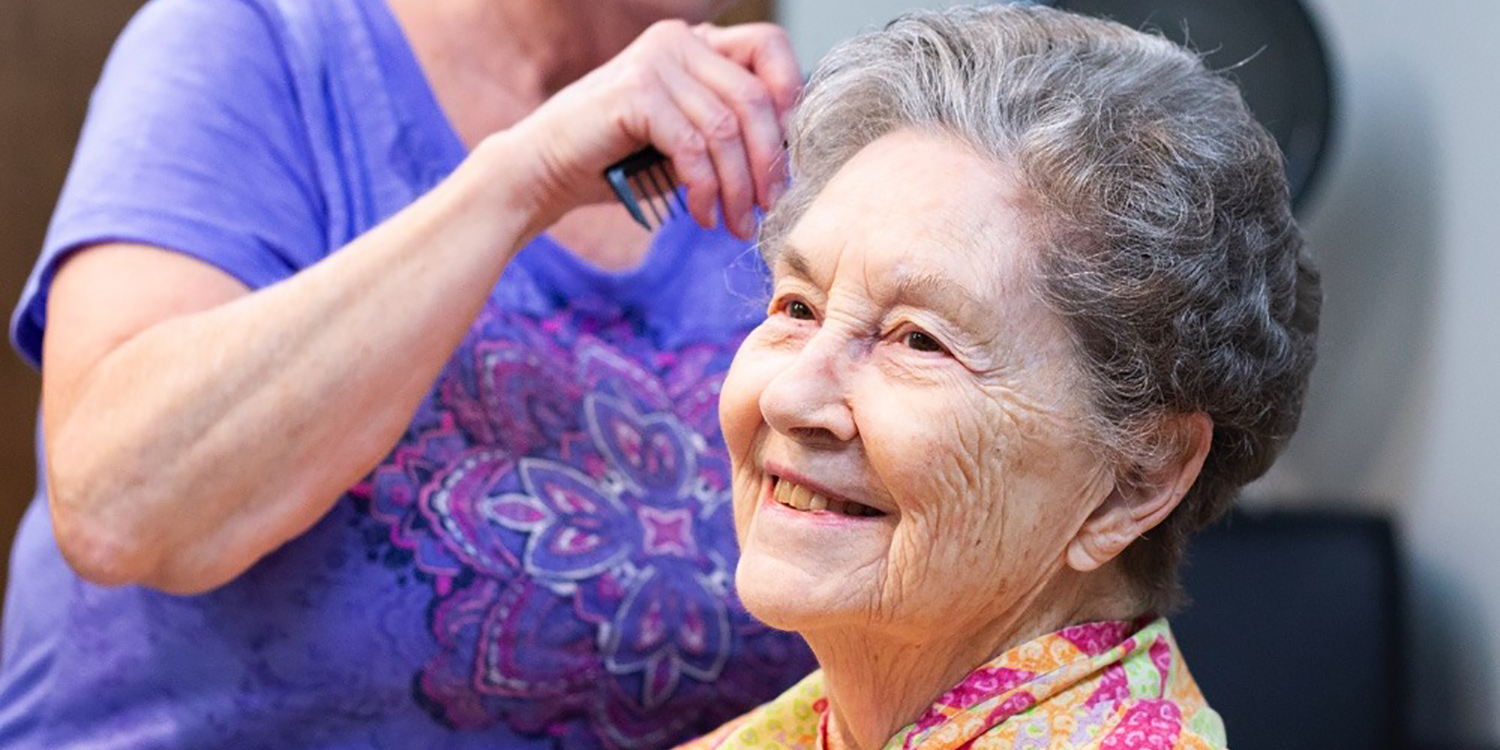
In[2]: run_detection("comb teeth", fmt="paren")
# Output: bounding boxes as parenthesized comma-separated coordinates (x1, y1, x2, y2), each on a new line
(604, 146, 687, 231)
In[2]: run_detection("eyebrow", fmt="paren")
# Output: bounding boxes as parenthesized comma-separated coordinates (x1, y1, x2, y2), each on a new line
(774, 243, 816, 282)
(888, 271, 988, 318)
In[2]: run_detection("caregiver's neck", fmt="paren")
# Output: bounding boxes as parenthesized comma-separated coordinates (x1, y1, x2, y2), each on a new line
(809, 566, 1142, 750)
(387, 0, 675, 148)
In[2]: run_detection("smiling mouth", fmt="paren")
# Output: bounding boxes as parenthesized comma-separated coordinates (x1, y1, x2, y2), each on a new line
(770, 476, 886, 518)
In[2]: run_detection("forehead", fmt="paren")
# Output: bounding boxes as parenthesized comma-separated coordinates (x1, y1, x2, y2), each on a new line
(774, 129, 1040, 304)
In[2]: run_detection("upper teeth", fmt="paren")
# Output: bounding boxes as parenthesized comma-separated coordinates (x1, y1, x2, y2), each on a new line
(772, 478, 879, 517)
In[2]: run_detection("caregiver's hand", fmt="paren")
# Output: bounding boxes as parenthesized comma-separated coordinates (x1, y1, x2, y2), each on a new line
(502, 20, 802, 238)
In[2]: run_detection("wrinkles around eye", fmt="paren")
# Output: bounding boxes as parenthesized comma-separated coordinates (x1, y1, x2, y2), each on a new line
(755, 312, 813, 350)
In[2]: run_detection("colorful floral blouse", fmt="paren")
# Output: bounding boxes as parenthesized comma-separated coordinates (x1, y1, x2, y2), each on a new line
(676, 618, 1227, 750)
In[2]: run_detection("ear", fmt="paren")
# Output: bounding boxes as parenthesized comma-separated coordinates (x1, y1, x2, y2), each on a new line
(1066, 413, 1213, 573)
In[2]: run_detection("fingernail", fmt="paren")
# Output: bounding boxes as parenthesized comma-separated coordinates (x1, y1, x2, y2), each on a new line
(769, 178, 787, 206)
(739, 213, 756, 238)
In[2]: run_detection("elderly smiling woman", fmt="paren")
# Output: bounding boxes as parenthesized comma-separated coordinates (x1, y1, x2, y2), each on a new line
(682, 5, 1321, 750)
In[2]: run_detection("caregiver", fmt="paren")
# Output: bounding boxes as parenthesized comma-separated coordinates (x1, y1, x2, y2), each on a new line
(0, 0, 814, 748)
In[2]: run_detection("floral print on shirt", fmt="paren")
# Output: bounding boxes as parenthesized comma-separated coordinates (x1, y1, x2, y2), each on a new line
(351, 299, 815, 750)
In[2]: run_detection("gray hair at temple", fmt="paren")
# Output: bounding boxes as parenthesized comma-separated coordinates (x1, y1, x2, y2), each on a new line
(759, 3, 1321, 612)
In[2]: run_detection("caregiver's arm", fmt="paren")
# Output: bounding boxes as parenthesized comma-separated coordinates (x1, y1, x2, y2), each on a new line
(41, 20, 801, 595)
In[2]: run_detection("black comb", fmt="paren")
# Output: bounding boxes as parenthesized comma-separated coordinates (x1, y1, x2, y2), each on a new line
(604, 146, 689, 230)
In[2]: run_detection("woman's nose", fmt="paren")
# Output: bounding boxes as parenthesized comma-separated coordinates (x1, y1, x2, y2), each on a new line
(758, 330, 857, 445)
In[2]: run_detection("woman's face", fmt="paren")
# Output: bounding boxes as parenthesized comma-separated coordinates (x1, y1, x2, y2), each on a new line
(722, 130, 1116, 644)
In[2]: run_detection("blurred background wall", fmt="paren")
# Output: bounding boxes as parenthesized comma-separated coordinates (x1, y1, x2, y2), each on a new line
(2, 0, 1495, 745)
(784, 0, 1500, 746)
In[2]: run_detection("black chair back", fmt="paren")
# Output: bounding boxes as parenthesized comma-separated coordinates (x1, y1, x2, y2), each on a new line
(1173, 508, 1404, 750)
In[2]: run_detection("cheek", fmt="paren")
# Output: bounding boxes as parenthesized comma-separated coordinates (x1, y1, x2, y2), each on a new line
(864, 379, 1007, 527)
(717, 347, 763, 465)
(719, 323, 797, 458)
(718, 334, 783, 532)
(856, 381, 1008, 591)
(862, 379, 1084, 594)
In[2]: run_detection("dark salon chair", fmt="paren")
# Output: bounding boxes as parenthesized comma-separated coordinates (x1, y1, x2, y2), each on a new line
(1172, 507, 1405, 750)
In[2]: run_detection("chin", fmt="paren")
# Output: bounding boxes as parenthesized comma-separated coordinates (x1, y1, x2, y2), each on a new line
(735, 545, 877, 635)
(731, 488, 896, 633)
(734, 550, 829, 632)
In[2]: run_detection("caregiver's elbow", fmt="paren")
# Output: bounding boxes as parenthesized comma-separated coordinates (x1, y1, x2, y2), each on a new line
(46, 451, 183, 591)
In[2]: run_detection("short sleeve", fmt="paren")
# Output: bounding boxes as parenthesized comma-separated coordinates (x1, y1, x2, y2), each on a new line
(9, 0, 327, 368)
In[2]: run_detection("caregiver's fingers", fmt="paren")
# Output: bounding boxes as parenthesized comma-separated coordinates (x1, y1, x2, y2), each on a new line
(655, 61, 757, 236)
(631, 20, 791, 234)
(620, 68, 722, 229)
(688, 41, 788, 211)
(694, 23, 804, 123)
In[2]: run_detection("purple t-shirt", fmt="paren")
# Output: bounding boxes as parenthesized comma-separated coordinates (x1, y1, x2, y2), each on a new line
(0, 0, 814, 748)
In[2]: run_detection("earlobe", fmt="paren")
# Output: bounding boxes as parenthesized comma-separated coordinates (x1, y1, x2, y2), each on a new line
(1065, 413, 1213, 573)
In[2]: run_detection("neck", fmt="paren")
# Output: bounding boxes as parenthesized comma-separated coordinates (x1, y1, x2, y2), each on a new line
(813, 634, 1012, 750)
(810, 566, 1143, 750)
(387, 0, 670, 147)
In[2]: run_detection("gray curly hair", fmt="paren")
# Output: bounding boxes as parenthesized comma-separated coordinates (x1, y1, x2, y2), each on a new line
(759, 3, 1321, 612)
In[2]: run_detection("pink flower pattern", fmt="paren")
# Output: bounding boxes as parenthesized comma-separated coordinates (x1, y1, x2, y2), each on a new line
(1100, 701, 1184, 750)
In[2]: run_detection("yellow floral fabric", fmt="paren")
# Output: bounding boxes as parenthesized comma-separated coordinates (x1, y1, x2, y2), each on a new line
(674, 618, 1226, 750)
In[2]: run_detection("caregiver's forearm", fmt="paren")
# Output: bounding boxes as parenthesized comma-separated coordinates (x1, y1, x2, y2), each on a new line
(43, 134, 542, 594)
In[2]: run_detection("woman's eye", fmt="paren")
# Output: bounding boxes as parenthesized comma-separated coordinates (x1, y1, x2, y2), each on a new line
(786, 300, 815, 320)
(903, 330, 946, 353)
